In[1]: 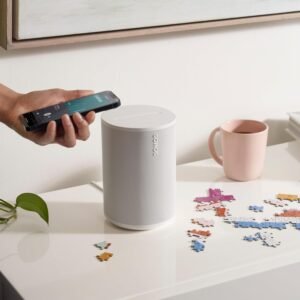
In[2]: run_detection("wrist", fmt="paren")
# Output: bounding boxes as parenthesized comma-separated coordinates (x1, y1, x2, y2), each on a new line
(0, 84, 20, 125)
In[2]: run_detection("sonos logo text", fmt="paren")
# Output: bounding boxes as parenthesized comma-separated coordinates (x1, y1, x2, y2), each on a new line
(152, 133, 159, 157)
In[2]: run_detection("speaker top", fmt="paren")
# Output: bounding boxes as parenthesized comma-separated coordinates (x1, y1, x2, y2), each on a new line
(101, 105, 176, 132)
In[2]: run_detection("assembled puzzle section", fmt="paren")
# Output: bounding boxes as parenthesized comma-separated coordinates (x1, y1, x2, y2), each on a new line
(188, 188, 235, 253)
(243, 232, 281, 248)
(188, 189, 300, 253)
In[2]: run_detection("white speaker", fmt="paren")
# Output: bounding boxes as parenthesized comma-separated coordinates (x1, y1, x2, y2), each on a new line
(101, 105, 176, 230)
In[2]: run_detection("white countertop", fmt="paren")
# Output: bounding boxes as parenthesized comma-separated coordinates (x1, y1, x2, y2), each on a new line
(1, 141, 300, 300)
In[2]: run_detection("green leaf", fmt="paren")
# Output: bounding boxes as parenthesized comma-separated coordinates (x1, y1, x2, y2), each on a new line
(16, 193, 49, 224)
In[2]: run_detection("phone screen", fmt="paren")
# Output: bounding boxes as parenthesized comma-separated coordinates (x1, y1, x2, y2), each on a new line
(23, 91, 120, 131)
(65, 93, 113, 114)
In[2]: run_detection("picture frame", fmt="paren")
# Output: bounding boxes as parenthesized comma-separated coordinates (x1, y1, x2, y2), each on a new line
(1, 0, 300, 50)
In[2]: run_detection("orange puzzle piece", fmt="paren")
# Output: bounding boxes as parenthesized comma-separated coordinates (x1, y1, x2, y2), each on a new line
(275, 209, 300, 217)
(96, 252, 113, 262)
(276, 194, 299, 201)
(187, 229, 211, 237)
(215, 207, 227, 217)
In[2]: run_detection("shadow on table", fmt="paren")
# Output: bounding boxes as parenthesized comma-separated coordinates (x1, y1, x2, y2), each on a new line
(286, 140, 300, 163)
(264, 119, 292, 146)
(262, 141, 300, 181)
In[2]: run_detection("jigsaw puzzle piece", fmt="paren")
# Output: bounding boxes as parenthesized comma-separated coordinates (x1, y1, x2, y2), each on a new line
(96, 252, 113, 262)
(233, 220, 286, 230)
(191, 239, 205, 252)
(194, 188, 235, 203)
(264, 199, 287, 207)
(94, 241, 111, 250)
(215, 207, 230, 217)
(243, 234, 259, 242)
(191, 218, 214, 227)
(249, 205, 264, 212)
(262, 237, 281, 248)
(187, 229, 211, 238)
(195, 202, 223, 212)
(208, 188, 222, 197)
(243, 231, 280, 247)
(276, 194, 299, 201)
(255, 231, 273, 240)
(275, 209, 300, 217)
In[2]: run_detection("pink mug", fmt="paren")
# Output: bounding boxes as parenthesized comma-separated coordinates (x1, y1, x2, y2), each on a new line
(208, 119, 268, 181)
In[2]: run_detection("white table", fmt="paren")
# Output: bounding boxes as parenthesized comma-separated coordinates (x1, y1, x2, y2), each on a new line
(1, 141, 300, 300)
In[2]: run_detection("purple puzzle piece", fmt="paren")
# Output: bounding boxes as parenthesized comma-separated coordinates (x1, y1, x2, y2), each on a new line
(209, 188, 222, 197)
(194, 188, 235, 203)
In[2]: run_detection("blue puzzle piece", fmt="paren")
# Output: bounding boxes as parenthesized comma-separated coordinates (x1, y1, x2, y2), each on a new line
(233, 221, 286, 230)
(255, 231, 273, 240)
(191, 240, 205, 252)
(294, 223, 300, 230)
(249, 205, 264, 212)
(254, 232, 263, 239)
(266, 222, 286, 230)
(243, 235, 259, 242)
(94, 241, 111, 250)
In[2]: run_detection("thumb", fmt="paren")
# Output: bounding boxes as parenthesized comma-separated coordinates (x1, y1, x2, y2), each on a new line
(63, 89, 94, 101)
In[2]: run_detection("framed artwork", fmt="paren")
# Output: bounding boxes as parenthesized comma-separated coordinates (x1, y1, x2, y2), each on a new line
(1, 0, 300, 49)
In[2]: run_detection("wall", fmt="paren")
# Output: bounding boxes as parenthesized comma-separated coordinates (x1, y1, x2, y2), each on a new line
(0, 19, 299, 199)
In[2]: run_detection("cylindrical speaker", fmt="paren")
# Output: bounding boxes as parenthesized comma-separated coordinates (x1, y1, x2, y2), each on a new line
(101, 105, 176, 230)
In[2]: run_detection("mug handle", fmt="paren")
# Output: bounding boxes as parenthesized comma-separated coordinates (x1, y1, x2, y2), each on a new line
(208, 127, 223, 166)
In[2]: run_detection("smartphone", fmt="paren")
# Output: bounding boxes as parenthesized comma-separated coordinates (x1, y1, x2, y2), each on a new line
(22, 90, 121, 131)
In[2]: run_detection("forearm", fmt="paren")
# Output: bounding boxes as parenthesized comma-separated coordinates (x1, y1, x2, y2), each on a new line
(0, 84, 19, 124)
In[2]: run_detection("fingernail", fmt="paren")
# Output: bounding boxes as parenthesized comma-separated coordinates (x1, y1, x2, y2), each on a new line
(64, 114, 71, 125)
(75, 112, 83, 120)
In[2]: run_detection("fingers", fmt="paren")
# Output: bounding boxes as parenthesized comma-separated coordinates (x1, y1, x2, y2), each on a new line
(38, 121, 56, 145)
(38, 111, 94, 147)
(59, 114, 76, 147)
(85, 111, 96, 125)
(62, 89, 94, 101)
(72, 112, 90, 141)
(55, 112, 94, 147)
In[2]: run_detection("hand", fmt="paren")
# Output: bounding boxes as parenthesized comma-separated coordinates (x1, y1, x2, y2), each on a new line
(4, 88, 96, 147)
